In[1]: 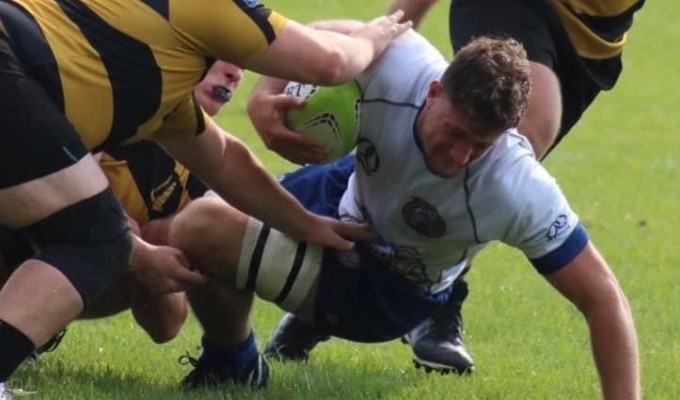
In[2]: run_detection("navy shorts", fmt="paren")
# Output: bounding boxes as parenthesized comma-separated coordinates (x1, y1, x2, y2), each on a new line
(0, 31, 88, 188)
(280, 156, 451, 343)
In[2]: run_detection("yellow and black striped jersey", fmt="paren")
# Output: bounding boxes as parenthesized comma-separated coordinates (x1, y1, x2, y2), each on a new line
(547, 0, 645, 59)
(0, 0, 287, 151)
(100, 141, 207, 226)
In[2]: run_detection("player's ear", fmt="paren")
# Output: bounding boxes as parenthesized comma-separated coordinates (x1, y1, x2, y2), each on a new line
(427, 80, 443, 100)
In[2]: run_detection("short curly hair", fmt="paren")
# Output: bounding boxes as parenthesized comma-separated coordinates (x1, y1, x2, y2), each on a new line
(441, 36, 531, 133)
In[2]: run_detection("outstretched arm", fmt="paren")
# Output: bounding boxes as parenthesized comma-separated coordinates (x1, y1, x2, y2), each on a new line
(153, 119, 372, 252)
(247, 12, 411, 85)
(545, 242, 640, 400)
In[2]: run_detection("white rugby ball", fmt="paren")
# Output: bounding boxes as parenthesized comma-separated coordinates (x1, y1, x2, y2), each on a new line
(284, 80, 361, 161)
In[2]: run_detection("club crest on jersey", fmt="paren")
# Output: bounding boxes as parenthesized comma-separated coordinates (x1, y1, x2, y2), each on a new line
(150, 174, 181, 214)
(547, 214, 569, 241)
(356, 138, 379, 176)
(402, 197, 446, 238)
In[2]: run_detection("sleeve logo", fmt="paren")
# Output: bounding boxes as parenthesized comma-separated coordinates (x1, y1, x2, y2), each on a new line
(546, 214, 569, 242)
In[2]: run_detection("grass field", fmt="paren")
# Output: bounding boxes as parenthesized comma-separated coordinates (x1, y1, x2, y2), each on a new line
(11, 1, 680, 399)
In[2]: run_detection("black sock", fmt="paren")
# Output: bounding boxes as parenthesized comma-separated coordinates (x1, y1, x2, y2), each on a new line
(0, 319, 35, 382)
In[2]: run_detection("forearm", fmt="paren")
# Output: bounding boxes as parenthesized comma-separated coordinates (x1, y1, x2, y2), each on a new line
(546, 244, 640, 399)
(586, 291, 640, 399)
(249, 15, 410, 85)
(157, 123, 316, 241)
(386, 0, 438, 28)
(201, 135, 313, 239)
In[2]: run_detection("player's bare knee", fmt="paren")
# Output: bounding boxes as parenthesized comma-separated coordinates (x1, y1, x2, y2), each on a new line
(20, 188, 132, 307)
(169, 197, 247, 275)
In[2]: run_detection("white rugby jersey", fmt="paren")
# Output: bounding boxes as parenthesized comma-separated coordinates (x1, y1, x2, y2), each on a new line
(339, 30, 587, 293)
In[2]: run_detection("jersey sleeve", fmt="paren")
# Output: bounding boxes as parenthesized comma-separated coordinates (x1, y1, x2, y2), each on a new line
(170, 0, 288, 67)
(498, 157, 588, 275)
(155, 93, 208, 138)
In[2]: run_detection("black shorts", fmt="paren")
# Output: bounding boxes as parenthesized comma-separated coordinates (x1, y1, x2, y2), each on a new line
(449, 0, 622, 150)
(0, 32, 88, 188)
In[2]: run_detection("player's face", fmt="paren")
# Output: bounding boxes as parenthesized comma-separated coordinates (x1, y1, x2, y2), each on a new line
(417, 81, 502, 178)
(194, 61, 244, 116)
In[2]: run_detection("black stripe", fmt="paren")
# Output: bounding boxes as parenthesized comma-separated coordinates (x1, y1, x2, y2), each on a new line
(274, 242, 306, 303)
(56, 0, 162, 152)
(462, 168, 482, 243)
(140, 0, 169, 20)
(569, 0, 645, 43)
(0, 0, 64, 112)
(245, 225, 270, 291)
(232, 0, 276, 44)
(106, 141, 183, 220)
(191, 92, 205, 135)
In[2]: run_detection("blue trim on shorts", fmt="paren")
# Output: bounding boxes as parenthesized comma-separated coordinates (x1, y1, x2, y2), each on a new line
(530, 223, 589, 275)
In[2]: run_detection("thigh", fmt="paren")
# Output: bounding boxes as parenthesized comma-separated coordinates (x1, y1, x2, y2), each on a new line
(312, 247, 451, 343)
(449, 0, 557, 68)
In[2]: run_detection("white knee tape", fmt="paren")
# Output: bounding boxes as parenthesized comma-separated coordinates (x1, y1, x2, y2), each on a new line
(236, 218, 322, 311)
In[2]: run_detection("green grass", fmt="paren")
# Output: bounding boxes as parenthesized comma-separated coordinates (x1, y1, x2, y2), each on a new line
(10, 1, 680, 398)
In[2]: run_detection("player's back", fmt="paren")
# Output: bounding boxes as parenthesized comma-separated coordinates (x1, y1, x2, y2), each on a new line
(0, 0, 285, 150)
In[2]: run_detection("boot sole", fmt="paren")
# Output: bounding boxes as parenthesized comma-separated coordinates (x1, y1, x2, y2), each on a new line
(412, 355, 474, 376)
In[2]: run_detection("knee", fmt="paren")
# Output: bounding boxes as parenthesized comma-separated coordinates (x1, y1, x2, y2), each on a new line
(168, 197, 247, 274)
(22, 188, 132, 306)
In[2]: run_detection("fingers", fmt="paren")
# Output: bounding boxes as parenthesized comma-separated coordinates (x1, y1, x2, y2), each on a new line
(334, 221, 374, 243)
(309, 218, 374, 252)
(262, 126, 326, 164)
(174, 267, 208, 287)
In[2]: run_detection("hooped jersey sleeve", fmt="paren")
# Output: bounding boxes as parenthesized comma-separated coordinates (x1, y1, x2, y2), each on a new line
(170, 0, 288, 67)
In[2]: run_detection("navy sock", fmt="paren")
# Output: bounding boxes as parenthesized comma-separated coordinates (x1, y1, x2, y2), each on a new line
(199, 332, 257, 375)
(0, 319, 35, 381)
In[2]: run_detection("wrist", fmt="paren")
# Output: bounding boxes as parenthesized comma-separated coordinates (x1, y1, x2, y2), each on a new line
(129, 235, 154, 272)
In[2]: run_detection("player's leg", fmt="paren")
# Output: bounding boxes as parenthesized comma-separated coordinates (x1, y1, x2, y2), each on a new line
(263, 157, 355, 361)
(403, 272, 474, 374)
(169, 197, 270, 389)
(0, 36, 132, 386)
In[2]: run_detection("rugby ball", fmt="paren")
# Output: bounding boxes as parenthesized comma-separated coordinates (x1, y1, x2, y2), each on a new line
(284, 80, 361, 161)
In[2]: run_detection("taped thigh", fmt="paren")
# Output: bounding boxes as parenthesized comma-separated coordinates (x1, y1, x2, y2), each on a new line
(236, 218, 322, 312)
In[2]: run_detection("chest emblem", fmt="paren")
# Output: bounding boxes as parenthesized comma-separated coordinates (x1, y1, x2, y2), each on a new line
(402, 197, 446, 238)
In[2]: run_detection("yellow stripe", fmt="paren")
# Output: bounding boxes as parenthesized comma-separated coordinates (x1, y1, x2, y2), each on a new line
(555, 0, 640, 16)
(85, 0, 205, 142)
(19, 0, 113, 149)
(548, 0, 627, 60)
(100, 153, 150, 225)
